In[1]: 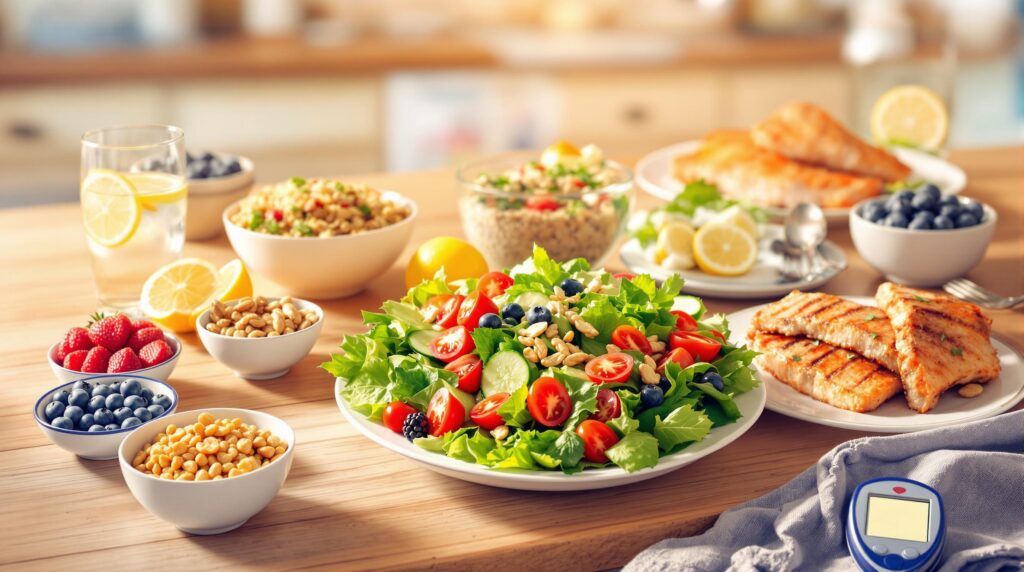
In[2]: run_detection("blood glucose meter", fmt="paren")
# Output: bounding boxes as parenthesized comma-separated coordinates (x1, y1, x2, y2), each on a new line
(846, 477, 945, 572)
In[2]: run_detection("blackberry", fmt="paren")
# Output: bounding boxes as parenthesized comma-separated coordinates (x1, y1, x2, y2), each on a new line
(402, 412, 429, 441)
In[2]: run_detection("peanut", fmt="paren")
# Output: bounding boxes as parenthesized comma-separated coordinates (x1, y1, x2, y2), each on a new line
(206, 295, 319, 338)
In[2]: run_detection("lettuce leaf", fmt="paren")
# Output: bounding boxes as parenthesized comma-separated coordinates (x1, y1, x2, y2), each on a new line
(653, 405, 712, 451)
(605, 431, 659, 472)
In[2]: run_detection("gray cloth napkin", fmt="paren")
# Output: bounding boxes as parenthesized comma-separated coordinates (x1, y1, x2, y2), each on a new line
(626, 410, 1024, 572)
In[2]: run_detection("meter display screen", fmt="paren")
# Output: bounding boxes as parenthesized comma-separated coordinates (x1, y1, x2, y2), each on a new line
(866, 495, 930, 542)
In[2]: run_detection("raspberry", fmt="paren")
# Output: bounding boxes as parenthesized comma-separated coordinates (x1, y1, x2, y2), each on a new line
(62, 350, 89, 371)
(107, 347, 142, 373)
(81, 346, 112, 373)
(128, 327, 165, 353)
(139, 340, 174, 367)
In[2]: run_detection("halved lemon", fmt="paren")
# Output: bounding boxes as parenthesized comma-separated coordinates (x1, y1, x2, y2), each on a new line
(80, 169, 141, 247)
(693, 223, 758, 276)
(129, 172, 188, 207)
(710, 205, 759, 239)
(188, 259, 254, 324)
(870, 85, 948, 150)
(541, 140, 582, 168)
(141, 258, 220, 332)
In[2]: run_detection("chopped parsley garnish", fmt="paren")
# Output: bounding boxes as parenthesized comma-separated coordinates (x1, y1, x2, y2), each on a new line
(492, 175, 510, 188)
(914, 295, 930, 303)
(294, 222, 314, 237)
(864, 314, 877, 321)
(248, 211, 265, 230)
(290, 176, 306, 187)
(869, 332, 879, 339)
(358, 204, 372, 217)
(951, 347, 964, 356)
(940, 334, 947, 342)
(791, 355, 801, 362)
(265, 220, 281, 235)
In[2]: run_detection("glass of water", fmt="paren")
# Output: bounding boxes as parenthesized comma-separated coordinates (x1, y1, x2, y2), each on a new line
(80, 125, 188, 309)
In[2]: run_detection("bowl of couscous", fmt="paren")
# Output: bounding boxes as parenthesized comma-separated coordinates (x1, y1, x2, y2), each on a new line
(223, 177, 417, 299)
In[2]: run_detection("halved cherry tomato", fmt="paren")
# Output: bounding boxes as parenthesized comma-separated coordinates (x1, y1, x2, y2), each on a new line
(456, 291, 499, 332)
(657, 347, 694, 373)
(478, 271, 514, 298)
(613, 272, 636, 281)
(527, 377, 572, 427)
(611, 325, 652, 354)
(444, 354, 483, 394)
(427, 388, 466, 437)
(525, 195, 561, 211)
(590, 389, 622, 422)
(707, 329, 727, 344)
(670, 310, 699, 332)
(585, 353, 635, 385)
(429, 326, 475, 362)
(436, 294, 464, 329)
(382, 401, 418, 434)
(470, 392, 510, 430)
(669, 331, 722, 362)
(576, 420, 620, 464)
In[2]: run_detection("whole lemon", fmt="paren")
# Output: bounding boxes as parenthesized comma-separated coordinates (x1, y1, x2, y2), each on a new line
(405, 237, 489, 289)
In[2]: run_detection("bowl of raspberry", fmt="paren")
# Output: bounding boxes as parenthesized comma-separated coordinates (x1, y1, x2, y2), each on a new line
(48, 313, 181, 383)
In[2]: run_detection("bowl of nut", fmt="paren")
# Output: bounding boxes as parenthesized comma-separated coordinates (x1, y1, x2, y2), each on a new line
(223, 177, 417, 299)
(118, 409, 294, 535)
(196, 295, 323, 380)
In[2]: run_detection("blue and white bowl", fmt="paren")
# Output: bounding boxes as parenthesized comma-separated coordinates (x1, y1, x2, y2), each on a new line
(33, 374, 179, 460)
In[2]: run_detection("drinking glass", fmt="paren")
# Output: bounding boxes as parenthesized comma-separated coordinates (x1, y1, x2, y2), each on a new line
(80, 125, 188, 309)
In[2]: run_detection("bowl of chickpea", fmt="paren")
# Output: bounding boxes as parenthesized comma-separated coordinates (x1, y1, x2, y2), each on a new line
(118, 408, 295, 535)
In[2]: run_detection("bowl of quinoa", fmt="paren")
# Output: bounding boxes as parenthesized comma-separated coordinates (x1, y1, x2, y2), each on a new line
(223, 177, 417, 299)
(457, 143, 633, 268)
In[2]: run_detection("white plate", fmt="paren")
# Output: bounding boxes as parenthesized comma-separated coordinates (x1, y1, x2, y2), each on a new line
(635, 141, 967, 221)
(335, 378, 766, 491)
(620, 228, 846, 299)
(727, 296, 1024, 433)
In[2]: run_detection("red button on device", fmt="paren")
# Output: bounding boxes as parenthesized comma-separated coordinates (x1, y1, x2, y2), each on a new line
(893, 486, 907, 494)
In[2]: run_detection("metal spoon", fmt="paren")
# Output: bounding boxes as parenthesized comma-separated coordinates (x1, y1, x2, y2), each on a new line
(784, 203, 828, 277)
(769, 239, 804, 282)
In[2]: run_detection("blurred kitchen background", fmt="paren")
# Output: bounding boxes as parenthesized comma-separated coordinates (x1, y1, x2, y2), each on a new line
(0, 0, 1019, 207)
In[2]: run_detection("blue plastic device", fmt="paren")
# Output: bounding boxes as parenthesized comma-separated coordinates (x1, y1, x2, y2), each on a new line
(846, 477, 945, 572)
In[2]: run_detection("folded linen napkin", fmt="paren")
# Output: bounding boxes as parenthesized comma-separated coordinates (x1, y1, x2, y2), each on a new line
(626, 410, 1024, 572)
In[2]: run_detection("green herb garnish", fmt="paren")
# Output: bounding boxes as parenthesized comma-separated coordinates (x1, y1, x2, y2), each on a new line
(940, 334, 947, 342)
(294, 222, 314, 237)
(289, 176, 306, 187)
(248, 211, 265, 230)
(265, 220, 281, 235)
(951, 347, 963, 356)
(358, 204, 372, 217)
(791, 355, 801, 362)
(865, 314, 877, 321)
(914, 295, 930, 303)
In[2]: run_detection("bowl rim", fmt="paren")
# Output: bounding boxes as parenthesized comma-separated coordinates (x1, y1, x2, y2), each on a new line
(455, 150, 635, 200)
(221, 188, 418, 242)
(117, 407, 295, 485)
(33, 374, 179, 436)
(850, 196, 998, 235)
(48, 331, 182, 376)
(195, 297, 324, 340)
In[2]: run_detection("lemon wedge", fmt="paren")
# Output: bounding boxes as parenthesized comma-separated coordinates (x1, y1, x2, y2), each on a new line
(654, 221, 695, 266)
(870, 85, 948, 150)
(80, 169, 141, 248)
(710, 205, 759, 239)
(541, 140, 582, 168)
(141, 258, 220, 332)
(693, 223, 758, 276)
(188, 259, 254, 325)
(129, 172, 188, 206)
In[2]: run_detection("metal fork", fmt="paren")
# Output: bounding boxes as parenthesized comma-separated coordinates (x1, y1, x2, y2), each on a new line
(943, 278, 1024, 309)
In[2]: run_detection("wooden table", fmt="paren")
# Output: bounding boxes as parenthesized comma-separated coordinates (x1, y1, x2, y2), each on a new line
(1, 146, 1021, 571)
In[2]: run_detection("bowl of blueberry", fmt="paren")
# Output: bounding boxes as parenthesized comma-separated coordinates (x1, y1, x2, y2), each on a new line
(34, 375, 178, 460)
(185, 151, 254, 241)
(850, 184, 996, 286)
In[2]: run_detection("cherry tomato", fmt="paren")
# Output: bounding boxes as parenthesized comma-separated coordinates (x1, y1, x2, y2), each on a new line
(576, 420, 620, 464)
(478, 271, 514, 298)
(470, 392, 510, 430)
(657, 347, 694, 373)
(423, 294, 453, 323)
(613, 272, 636, 281)
(584, 353, 635, 385)
(526, 377, 572, 427)
(590, 389, 622, 422)
(669, 332, 722, 362)
(707, 329, 727, 344)
(382, 401, 418, 434)
(670, 310, 699, 332)
(611, 325, 652, 354)
(456, 292, 500, 332)
(429, 326, 475, 363)
(525, 195, 561, 211)
(444, 354, 483, 394)
(436, 294, 464, 329)
(427, 388, 466, 437)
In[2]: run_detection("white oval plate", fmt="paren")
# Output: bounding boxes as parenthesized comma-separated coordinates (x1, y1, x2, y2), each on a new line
(635, 141, 967, 221)
(619, 227, 846, 300)
(335, 377, 766, 491)
(727, 296, 1024, 433)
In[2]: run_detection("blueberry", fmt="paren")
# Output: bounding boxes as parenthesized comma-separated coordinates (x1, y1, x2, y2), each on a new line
(559, 278, 584, 297)
(113, 407, 133, 424)
(501, 303, 525, 323)
(939, 204, 960, 218)
(884, 212, 909, 228)
(52, 390, 70, 405)
(134, 407, 153, 422)
(912, 210, 934, 223)
(139, 387, 155, 402)
(504, 317, 520, 325)
(68, 388, 90, 408)
(908, 216, 932, 231)
(104, 424, 120, 431)
(862, 202, 888, 223)
(210, 161, 231, 178)
(78, 413, 95, 430)
(478, 313, 502, 329)
(703, 371, 726, 391)
(938, 194, 959, 208)
(105, 393, 125, 410)
(919, 184, 941, 202)
(962, 200, 984, 220)
(893, 190, 915, 205)
(88, 425, 106, 432)
(44, 401, 65, 421)
(201, 151, 216, 163)
(91, 384, 113, 398)
(64, 405, 84, 425)
(151, 394, 173, 410)
(933, 215, 955, 230)
(72, 380, 92, 393)
(147, 404, 166, 417)
(526, 306, 552, 325)
(639, 385, 664, 408)
(120, 379, 142, 397)
(88, 395, 107, 412)
(186, 151, 195, 164)
(226, 159, 242, 174)
(124, 395, 147, 409)
(956, 213, 979, 228)
(910, 192, 937, 212)
(121, 417, 142, 429)
(93, 408, 114, 426)
(691, 371, 705, 384)
(51, 417, 75, 430)
(657, 375, 671, 394)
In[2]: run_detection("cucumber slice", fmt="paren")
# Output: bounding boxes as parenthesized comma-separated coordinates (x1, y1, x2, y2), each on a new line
(408, 330, 439, 356)
(448, 386, 476, 420)
(481, 351, 531, 397)
(673, 295, 706, 319)
(514, 291, 550, 312)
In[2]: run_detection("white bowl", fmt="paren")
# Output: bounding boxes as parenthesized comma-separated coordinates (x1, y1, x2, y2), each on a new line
(33, 375, 179, 460)
(186, 156, 255, 241)
(222, 191, 417, 299)
(47, 331, 182, 384)
(118, 408, 295, 535)
(850, 198, 997, 287)
(195, 298, 323, 380)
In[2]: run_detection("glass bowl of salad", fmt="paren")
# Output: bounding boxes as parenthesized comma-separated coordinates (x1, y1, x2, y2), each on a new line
(457, 142, 634, 268)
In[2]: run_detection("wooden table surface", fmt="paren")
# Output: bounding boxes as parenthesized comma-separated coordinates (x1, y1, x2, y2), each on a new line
(1, 146, 1021, 571)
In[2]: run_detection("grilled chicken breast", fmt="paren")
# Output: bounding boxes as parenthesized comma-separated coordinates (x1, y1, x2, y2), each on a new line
(751, 102, 912, 182)
(876, 283, 1001, 413)
(673, 131, 883, 208)
(749, 333, 902, 412)
(751, 291, 899, 372)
